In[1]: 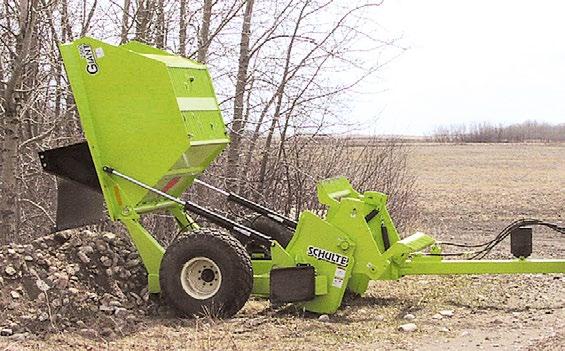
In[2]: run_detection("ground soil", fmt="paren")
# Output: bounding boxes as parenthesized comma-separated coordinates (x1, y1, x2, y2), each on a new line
(1, 142, 564, 350)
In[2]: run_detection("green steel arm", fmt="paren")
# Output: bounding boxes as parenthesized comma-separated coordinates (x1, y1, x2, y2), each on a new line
(400, 258, 565, 275)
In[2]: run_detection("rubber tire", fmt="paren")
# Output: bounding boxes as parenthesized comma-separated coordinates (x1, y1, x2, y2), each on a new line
(250, 215, 294, 248)
(159, 227, 252, 318)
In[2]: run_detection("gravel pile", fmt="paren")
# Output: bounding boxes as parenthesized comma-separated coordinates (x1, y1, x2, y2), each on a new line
(0, 229, 162, 339)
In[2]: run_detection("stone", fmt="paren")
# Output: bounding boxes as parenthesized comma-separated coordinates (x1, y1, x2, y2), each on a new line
(318, 314, 330, 322)
(53, 273, 70, 289)
(432, 313, 443, 320)
(99, 304, 115, 313)
(95, 239, 108, 253)
(38, 312, 49, 322)
(5, 266, 17, 276)
(11, 291, 21, 299)
(439, 327, 450, 332)
(0, 328, 13, 337)
(80, 245, 94, 254)
(77, 251, 90, 264)
(24, 255, 33, 262)
(125, 259, 140, 268)
(398, 323, 417, 332)
(114, 307, 129, 317)
(102, 232, 117, 242)
(7, 248, 16, 255)
(36, 278, 50, 292)
(439, 309, 454, 317)
(403, 313, 416, 320)
(100, 256, 112, 267)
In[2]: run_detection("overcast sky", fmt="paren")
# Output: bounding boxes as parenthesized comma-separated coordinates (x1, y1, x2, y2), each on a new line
(352, 0, 565, 136)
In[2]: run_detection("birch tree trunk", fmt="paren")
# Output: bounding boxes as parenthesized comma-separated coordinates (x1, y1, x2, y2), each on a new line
(179, 0, 188, 55)
(197, 0, 213, 63)
(120, 0, 131, 43)
(226, 0, 254, 189)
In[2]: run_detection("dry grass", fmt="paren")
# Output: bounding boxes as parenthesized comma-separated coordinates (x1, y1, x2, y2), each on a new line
(3, 142, 564, 350)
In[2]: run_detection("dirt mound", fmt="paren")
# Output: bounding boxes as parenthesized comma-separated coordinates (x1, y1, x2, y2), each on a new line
(0, 229, 163, 339)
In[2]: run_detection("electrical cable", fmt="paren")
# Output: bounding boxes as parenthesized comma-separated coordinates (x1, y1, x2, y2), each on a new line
(426, 218, 564, 259)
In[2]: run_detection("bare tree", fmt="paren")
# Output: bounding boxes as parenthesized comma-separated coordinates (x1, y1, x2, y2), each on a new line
(0, 0, 411, 244)
(196, 0, 213, 62)
(0, 0, 40, 241)
(120, 0, 132, 43)
(178, 0, 189, 54)
(225, 0, 254, 189)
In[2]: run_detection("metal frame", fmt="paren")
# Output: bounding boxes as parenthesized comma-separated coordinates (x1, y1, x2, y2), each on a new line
(104, 168, 565, 313)
(49, 37, 565, 315)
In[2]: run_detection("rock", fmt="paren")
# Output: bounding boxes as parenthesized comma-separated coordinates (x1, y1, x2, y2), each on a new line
(439, 327, 450, 332)
(100, 256, 112, 267)
(398, 323, 417, 332)
(403, 313, 416, 320)
(66, 264, 79, 275)
(36, 278, 50, 292)
(114, 307, 129, 318)
(11, 291, 21, 299)
(0, 328, 13, 337)
(80, 245, 94, 254)
(53, 273, 69, 289)
(24, 255, 33, 262)
(125, 259, 140, 268)
(374, 315, 385, 322)
(432, 313, 443, 320)
(95, 239, 108, 253)
(54, 231, 71, 244)
(5, 265, 17, 276)
(318, 314, 330, 322)
(461, 331, 471, 336)
(77, 251, 90, 264)
(99, 304, 115, 313)
(492, 318, 504, 325)
(102, 233, 117, 242)
(439, 309, 454, 317)
(7, 248, 16, 255)
(38, 312, 49, 322)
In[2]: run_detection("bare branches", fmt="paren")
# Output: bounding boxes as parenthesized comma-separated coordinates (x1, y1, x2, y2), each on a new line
(0, 0, 412, 243)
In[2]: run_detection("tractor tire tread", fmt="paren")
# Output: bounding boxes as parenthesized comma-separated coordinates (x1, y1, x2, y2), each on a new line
(159, 227, 252, 318)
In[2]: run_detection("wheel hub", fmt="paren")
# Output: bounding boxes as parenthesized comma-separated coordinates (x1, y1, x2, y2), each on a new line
(180, 257, 222, 300)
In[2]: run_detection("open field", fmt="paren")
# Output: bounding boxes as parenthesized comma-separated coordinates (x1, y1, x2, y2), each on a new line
(2, 142, 564, 350)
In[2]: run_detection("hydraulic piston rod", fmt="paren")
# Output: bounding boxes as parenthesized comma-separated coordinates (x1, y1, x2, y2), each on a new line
(103, 166, 273, 246)
(194, 179, 298, 229)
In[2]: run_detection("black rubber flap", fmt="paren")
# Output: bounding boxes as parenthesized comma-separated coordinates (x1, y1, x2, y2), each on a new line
(38, 141, 101, 192)
(54, 178, 105, 232)
(511, 226, 532, 258)
(270, 265, 315, 303)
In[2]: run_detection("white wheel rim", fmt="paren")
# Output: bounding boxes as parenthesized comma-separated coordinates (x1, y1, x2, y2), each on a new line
(180, 257, 222, 300)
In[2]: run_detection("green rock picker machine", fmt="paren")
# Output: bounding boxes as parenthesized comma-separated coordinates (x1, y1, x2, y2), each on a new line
(39, 38, 565, 317)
